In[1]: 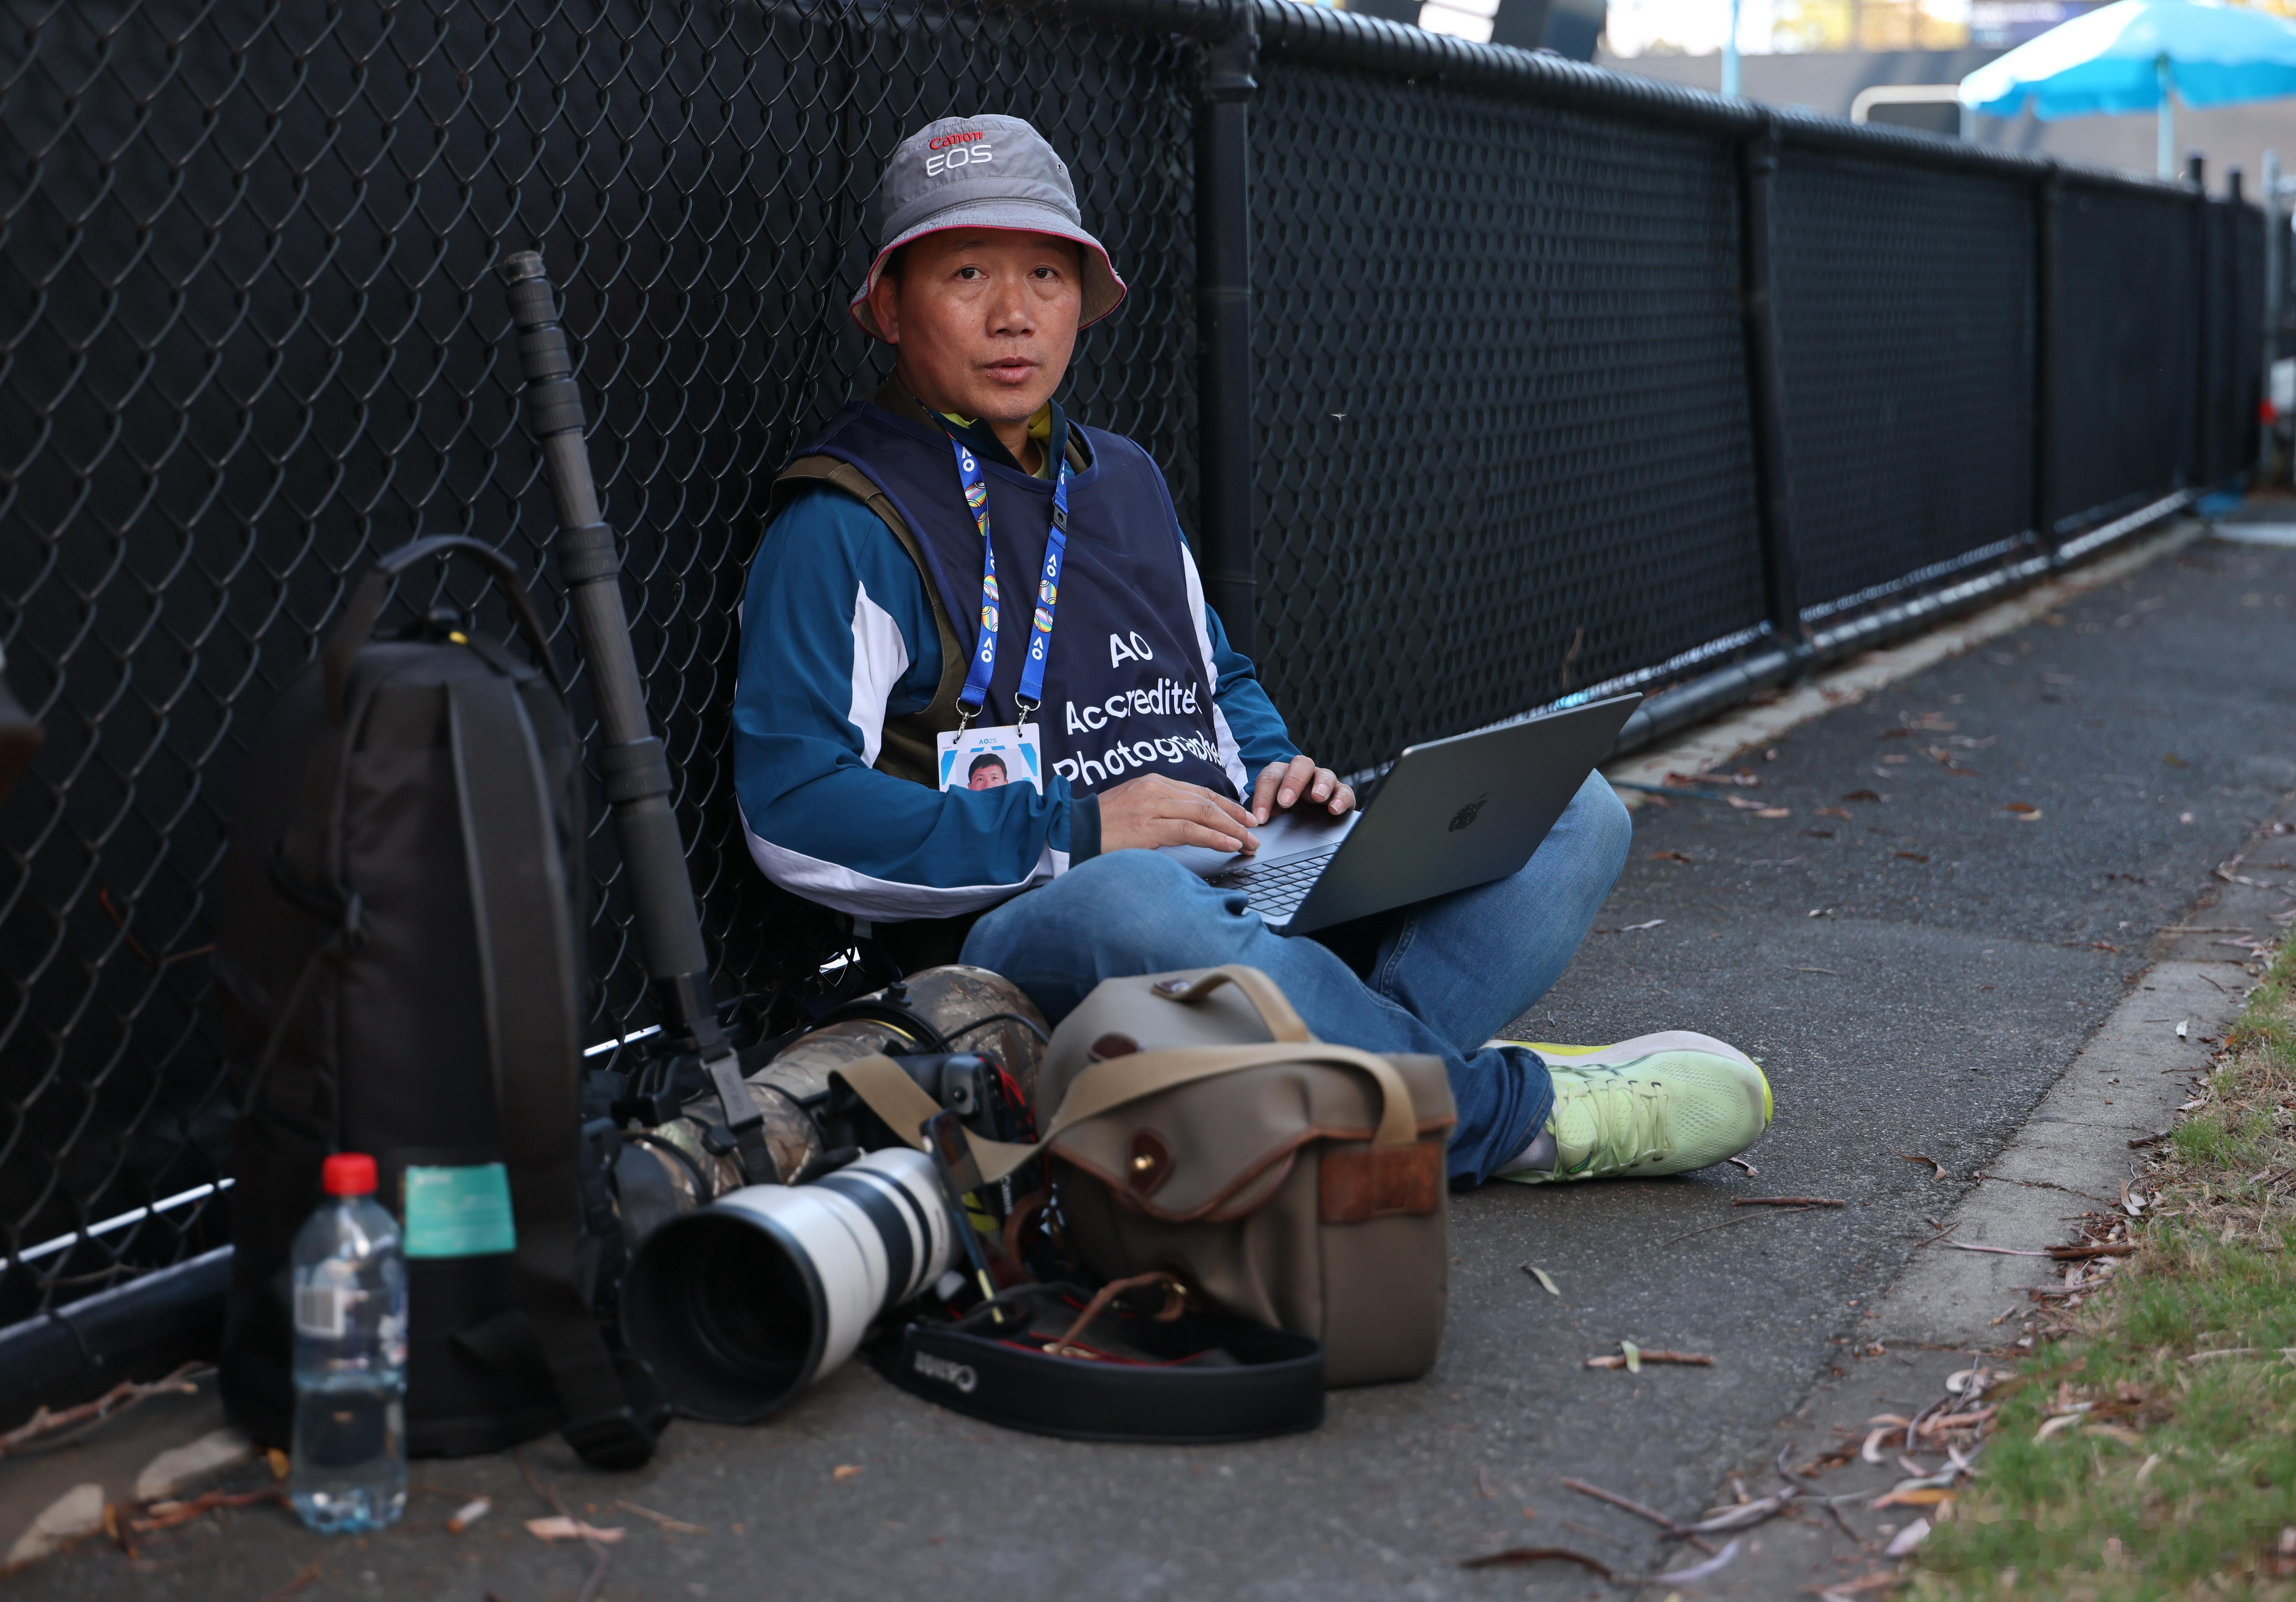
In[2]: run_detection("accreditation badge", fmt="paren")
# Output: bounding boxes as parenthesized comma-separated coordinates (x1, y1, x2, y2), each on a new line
(937, 723, 1044, 795)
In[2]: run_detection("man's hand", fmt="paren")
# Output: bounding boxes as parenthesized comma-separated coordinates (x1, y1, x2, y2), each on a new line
(1250, 756, 1355, 825)
(1098, 773, 1262, 854)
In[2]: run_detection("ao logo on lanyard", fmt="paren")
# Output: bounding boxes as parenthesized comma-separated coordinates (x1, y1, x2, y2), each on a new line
(932, 430, 1067, 796)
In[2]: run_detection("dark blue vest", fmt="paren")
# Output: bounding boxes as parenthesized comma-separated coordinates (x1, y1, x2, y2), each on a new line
(799, 400, 1240, 802)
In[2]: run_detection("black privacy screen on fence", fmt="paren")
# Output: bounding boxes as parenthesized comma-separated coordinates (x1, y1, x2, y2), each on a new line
(0, 0, 2264, 1332)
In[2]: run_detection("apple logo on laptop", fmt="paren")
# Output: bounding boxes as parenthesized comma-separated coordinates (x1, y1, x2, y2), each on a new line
(1448, 793, 1488, 833)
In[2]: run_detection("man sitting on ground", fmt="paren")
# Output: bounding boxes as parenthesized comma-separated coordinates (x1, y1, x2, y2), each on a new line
(733, 116, 1770, 1186)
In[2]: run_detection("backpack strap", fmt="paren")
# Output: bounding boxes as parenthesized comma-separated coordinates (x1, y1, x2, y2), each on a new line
(445, 670, 662, 1471)
(774, 454, 964, 789)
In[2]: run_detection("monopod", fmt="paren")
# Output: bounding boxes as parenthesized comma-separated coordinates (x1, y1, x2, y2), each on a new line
(496, 250, 775, 1186)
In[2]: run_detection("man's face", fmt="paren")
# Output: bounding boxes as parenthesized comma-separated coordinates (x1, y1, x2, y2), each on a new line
(967, 758, 1009, 791)
(870, 231, 1082, 427)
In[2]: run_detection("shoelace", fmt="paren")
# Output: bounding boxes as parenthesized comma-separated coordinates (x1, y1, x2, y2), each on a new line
(1563, 1071, 1672, 1174)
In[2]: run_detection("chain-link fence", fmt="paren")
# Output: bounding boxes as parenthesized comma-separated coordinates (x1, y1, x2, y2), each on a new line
(0, 0, 2263, 1339)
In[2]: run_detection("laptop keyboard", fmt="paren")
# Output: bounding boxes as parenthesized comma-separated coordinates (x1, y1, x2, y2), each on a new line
(1208, 847, 1339, 920)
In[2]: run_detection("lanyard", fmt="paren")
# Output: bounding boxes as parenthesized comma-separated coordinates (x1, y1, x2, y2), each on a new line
(946, 430, 1069, 729)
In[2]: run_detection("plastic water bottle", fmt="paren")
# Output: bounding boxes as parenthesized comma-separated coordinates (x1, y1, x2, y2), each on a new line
(290, 1152, 408, 1532)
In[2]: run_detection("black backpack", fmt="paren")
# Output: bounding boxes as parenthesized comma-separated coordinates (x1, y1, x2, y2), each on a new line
(214, 535, 664, 1469)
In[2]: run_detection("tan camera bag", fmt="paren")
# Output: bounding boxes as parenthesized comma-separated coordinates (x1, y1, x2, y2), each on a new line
(835, 964, 1456, 1386)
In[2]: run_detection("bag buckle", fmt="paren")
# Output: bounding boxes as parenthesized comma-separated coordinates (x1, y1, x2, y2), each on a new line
(559, 1405, 658, 1472)
(559, 1352, 671, 1470)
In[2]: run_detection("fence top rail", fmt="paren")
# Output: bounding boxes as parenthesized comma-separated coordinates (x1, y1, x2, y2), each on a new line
(1018, 0, 2246, 206)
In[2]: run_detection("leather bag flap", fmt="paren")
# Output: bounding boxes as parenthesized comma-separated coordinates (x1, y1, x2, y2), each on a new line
(1047, 1053, 1452, 1222)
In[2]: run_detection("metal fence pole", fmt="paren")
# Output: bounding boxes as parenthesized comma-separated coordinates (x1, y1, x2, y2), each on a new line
(1194, 14, 1259, 654)
(2267, 151, 2288, 486)
(2033, 165, 2062, 560)
(1737, 118, 1807, 655)
(2185, 153, 2208, 485)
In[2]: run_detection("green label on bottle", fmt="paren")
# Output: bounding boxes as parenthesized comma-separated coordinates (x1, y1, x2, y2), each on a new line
(402, 1163, 516, 1259)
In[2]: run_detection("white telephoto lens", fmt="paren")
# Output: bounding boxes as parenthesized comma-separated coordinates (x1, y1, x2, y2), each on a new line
(621, 1147, 958, 1423)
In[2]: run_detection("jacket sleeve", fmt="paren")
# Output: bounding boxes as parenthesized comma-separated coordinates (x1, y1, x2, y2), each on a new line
(732, 485, 1080, 921)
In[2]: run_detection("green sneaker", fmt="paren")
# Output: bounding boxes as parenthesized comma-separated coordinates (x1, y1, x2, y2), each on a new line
(1488, 1032, 1773, 1184)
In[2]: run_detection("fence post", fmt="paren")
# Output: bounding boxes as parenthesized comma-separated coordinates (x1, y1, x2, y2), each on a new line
(2189, 155, 2214, 487)
(2032, 165, 2061, 562)
(1737, 118, 1805, 654)
(2267, 152, 2285, 380)
(1194, 14, 1259, 654)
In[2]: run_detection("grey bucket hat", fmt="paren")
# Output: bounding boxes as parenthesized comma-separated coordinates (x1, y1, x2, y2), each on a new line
(848, 114, 1127, 341)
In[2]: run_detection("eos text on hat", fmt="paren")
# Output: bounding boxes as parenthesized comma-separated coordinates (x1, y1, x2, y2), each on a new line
(924, 129, 992, 175)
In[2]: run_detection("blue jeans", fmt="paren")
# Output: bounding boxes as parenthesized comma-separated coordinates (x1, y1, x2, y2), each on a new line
(961, 772, 1632, 1184)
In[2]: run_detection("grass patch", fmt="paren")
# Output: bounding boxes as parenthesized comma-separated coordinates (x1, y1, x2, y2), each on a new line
(1910, 940, 2296, 1601)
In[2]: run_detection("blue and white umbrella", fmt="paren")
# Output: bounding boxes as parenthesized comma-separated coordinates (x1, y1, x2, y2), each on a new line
(1959, 0, 2296, 176)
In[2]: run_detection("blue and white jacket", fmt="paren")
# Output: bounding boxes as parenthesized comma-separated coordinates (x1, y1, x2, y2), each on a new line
(732, 393, 1298, 923)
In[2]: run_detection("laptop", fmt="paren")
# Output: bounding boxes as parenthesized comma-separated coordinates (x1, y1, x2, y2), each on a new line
(1161, 693, 1641, 935)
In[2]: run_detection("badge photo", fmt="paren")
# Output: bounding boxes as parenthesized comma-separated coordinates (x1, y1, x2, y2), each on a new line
(937, 723, 1044, 795)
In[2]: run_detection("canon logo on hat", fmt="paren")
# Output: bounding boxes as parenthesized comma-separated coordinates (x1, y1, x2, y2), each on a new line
(924, 136, 993, 177)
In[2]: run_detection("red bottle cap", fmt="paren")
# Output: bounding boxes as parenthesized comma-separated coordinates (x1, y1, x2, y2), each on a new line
(322, 1153, 378, 1196)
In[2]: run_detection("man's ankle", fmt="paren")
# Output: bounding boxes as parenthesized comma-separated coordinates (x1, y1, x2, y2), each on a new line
(1495, 1129, 1557, 1177)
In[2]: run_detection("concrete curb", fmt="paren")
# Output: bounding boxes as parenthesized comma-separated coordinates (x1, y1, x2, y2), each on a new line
(1874, 841, 2289, 1347)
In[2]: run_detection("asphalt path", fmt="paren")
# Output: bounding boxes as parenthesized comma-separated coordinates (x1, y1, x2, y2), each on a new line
(12, 529, 2296, 1601)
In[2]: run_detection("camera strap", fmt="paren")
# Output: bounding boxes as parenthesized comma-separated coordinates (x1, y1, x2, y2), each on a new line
(447, 671, 665, 1471)
(876, 1283, 1324, 1444)
(830, 1036, 1418, 1188)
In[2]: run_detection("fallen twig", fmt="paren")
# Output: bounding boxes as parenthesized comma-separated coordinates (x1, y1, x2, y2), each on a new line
(1775, 1441, 1805, 1485)
(1816, 1493, 1861, 1542)
(129, 1486, 285, 1534)
(1556, 1515, 1628, 1548)
(1734, 1196, 1847, 1208)
(1905, 1393, 1953, 1454)
(1558, 1477, 1721, 1555)
(2049, 1243, 2137, 1260)
(1681, 1492, 1794, 1533)
(1659, 1208, 1814, 1245)
(1944, 1240, 2053, 1257)
(1585, 1350, 1714, 1369)
(1920, 1407, 1995, 1434)
(0, 1361, 210, 1460)
(519, 1447, 612, 1602)
(609, 1498, 708, 1535)
(1457, 1545, 1619, 1578)
(1654, 1537, 1743, 1584)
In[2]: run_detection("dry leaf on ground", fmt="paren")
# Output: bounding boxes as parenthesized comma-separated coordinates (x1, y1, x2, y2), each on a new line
(525, 1517, 625, 1543)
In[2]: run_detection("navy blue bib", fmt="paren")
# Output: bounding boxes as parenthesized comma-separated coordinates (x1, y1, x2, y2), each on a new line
(799, 401, 1240, 802)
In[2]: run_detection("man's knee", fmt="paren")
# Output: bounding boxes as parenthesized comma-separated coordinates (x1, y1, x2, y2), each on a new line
(962, 848, 1253, 987)
(1567, 771, 1633, 880)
